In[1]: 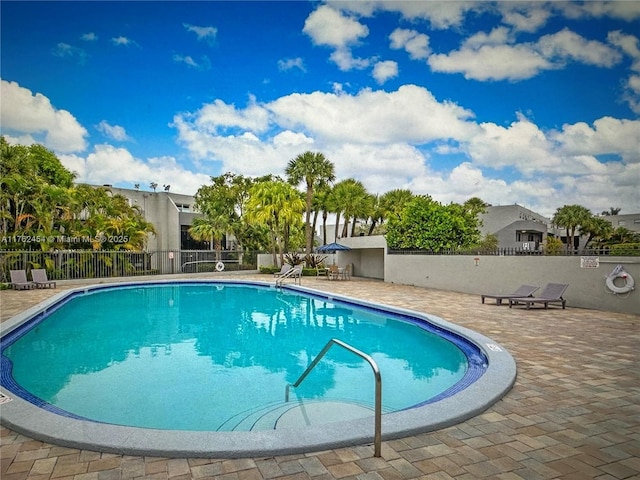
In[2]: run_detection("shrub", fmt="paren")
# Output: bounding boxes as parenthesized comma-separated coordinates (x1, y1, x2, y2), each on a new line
(544, 237, 564, 255)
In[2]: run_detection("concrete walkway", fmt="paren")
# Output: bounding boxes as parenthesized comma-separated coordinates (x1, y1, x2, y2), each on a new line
(1, 273, 639, 479)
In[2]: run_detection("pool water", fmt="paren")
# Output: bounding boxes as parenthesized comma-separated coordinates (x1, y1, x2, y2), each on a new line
(3, 283, 481, 431)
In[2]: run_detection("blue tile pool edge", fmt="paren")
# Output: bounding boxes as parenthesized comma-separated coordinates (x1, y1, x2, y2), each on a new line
(0, 279, 517, 458)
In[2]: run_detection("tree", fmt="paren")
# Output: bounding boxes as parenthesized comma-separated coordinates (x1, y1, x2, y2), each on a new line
(311, 184, 332, 245)
(192, 173, 243, 253)
(246, 179, 304, 265)
(327, 179, 369, 241)
(285, 151, 335, 255)
(463, 197, 489, 217)
(579, 216, 613, 250)
(607, 226, 640, 245)
(1, 138, 154, 252)
(552, 205, 592, 253)
(601, 207, 621, 216)
(385, 195, 481, 251)
(378, 189, 414, 230)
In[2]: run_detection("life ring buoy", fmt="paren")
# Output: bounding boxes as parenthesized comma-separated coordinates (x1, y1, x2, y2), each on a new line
(215, 261, 225, 272)
(606, 268, 635, 294)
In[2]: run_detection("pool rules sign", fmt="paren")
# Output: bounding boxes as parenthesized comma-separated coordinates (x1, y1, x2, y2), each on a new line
(580, 256, 600, 268)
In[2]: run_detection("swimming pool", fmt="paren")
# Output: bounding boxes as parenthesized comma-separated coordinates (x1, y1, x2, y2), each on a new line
(0, 280, 516, 457)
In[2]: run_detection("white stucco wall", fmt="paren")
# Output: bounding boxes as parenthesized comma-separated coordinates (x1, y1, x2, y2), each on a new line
(385, 254, 639, 315)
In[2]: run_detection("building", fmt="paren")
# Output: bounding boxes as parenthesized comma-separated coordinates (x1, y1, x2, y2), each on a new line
(100, 185, 203, 251)
(601, 213, 640, 234)
(479, 205, 550, 251)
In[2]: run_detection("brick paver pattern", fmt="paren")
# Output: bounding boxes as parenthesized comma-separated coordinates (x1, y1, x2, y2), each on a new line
(1, 273, 638, 479)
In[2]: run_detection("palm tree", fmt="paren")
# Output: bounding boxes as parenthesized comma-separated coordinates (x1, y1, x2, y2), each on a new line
(552, 205, 592, 253)
(601, 207, 621, 216)
(579, 216, 613, 250)
(311, 184, 331, 245)
(246, 179, 304, 265)
(328, 179, 369, 240)
(285, 151, 335, 256)
(374, 189, 414, 234)
(189, 216, 228, 259)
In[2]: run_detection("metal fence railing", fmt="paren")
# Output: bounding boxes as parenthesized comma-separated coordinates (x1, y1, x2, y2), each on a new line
(0, 250, 260, 283)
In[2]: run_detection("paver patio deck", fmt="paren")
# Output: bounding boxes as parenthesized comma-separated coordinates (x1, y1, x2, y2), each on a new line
(1, 273, 638, 479)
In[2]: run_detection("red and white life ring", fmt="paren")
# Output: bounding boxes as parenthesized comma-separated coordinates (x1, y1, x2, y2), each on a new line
(605, 267, 635, 295)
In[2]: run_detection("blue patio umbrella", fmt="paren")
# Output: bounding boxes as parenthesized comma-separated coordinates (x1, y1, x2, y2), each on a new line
(316, 242, 351, 253)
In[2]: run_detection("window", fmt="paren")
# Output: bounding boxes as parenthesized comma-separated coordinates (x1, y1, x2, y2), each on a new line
(618, 220, 626, 226)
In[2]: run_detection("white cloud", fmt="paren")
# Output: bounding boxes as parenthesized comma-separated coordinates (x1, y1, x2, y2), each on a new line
(467, 115, 558, 174)
(372, 60, 398, 84)
(608, 31, 640, 71)
(498, 3, 552, 32)
(303, 5, 370, 71)
(562, 1, 640, 21)
(184, 23, 218, 45)
(96, 121, 131, 142)
(428, 28, 620, 81)
(268, 85, 477, 145)
(389, 28, 430, 60)
(551, 117, 640, 163)
(0, 79, 88, 153)
(60, 144, 211, 195)
(329, 48, 370, 71)
(172, 54, 211, 70)
(537, 28, 621, 67)
(303, 5, 368, 49)
(81, 32, 98, 42)
(52, 43, 88, 63)
(429, 43, 550, 81)
(339, 1, 483, 30)
(189, 97, 270, 135)
(111, 36, 138, 47)
(278, 57, 306, 72)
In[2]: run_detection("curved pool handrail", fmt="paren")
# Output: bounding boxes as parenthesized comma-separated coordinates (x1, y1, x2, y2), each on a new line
(285, 338, 382, 457)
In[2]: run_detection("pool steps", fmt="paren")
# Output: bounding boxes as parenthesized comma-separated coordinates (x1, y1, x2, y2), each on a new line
(220, 400, 377, 431)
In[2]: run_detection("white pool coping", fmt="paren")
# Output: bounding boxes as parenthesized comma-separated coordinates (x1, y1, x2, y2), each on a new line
(0, 279, 516, 458)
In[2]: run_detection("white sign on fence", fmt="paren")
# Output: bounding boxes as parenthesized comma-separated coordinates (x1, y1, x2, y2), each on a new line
(580, 256, 599, 268)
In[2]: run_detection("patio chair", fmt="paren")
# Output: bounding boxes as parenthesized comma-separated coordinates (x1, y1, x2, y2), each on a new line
(10, 270, 36, 290)
(508, 283, 569, 309)
(328, 265, 340, 280)
(291, 265, 303, 278)
(341, 264, 352, 280)
(316, 265, 329, 278)
(273, 264, 292, 278)
(31, 269, 56, 289)
(481, 285, 539, 305)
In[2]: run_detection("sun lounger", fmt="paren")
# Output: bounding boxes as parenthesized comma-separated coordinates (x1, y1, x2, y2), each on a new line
(10, 270, 36, 290)
(273, 264, 292, 278)
(508, 283, 569, 309)
(31, 269, 56, 289)
(481, 285, 539, 305)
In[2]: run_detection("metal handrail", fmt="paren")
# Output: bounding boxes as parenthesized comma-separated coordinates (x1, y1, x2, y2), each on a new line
(285, 338, 382, 457)
(275, 266, 302, 286)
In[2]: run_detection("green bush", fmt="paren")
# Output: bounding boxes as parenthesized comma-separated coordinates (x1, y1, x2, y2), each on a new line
(260, 266, 282, 274)
(609, 243, 640, 256)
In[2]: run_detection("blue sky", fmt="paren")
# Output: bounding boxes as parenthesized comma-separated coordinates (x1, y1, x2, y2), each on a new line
(2, 1, 639, 217)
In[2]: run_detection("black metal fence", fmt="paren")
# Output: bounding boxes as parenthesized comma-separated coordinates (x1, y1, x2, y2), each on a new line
(0, 250, 260, 283)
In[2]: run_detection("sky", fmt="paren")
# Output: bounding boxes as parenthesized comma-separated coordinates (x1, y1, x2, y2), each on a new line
(1, 1, 639, 218)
